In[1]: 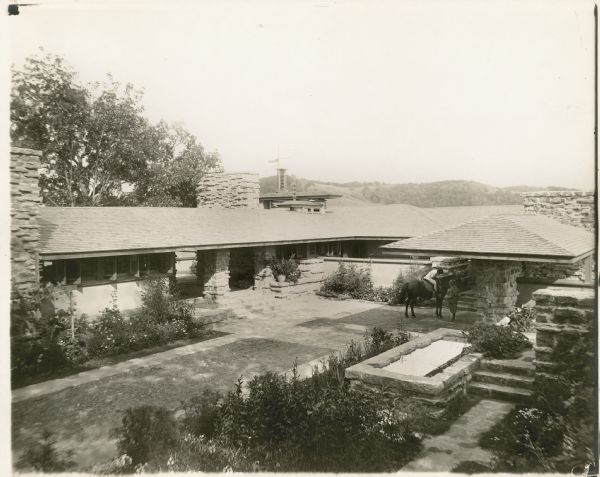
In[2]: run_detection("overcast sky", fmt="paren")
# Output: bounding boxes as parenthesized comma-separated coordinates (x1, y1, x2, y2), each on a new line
(5, 0, 596, 189)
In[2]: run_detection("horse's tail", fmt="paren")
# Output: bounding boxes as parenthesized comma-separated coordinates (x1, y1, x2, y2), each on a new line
(398, 282, 409, 304)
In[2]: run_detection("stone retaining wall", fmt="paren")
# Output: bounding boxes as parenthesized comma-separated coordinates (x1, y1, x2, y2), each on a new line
(532, 287, 594, 375)
(197, 172, 259, 209)
(522, 191, 595, 231)
(11, 147, 42, 299)
(521, 260, 589, 284)
(270, 258, 324, 298)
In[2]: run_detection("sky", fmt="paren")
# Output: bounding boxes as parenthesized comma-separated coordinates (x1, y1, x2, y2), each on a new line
(3, 0, 597, 190)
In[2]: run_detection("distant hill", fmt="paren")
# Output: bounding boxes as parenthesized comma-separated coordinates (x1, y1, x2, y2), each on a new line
(259, 176, 574, 208)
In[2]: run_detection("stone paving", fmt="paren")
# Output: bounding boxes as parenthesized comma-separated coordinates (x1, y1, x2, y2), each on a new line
(402, 399, 515, 472)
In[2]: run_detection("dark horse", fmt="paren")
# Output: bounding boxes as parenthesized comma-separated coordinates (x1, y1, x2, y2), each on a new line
(397, 276, 450, 318)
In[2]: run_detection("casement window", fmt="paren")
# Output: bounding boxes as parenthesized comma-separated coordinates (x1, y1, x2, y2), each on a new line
(41, 252, 175, 286)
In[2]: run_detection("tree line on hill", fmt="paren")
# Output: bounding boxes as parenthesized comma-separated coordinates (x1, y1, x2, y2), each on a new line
(11, 50, 222, 207)
(260, 175, 571, 208)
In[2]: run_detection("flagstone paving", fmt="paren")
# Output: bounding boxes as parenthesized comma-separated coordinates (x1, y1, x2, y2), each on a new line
(401, 399, 515, 472)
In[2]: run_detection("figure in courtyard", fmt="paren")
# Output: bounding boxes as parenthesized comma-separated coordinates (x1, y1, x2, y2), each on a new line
(423, 267, 443, 293)
(445, 279, 460, 321)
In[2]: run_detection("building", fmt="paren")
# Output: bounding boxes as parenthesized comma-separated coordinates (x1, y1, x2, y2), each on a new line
(10, 147, 595, 320)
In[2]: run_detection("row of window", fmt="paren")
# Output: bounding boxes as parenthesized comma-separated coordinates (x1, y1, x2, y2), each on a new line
(41, 253, 175, 286)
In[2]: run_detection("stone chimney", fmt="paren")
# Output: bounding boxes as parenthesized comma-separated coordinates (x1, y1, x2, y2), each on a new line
(522, 191, 595, 231)
(11, 147, 42, 298)
(197, 172, 260, 209)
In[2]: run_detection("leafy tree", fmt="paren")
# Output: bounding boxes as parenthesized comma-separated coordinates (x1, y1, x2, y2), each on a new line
(11, 49, 221, 206)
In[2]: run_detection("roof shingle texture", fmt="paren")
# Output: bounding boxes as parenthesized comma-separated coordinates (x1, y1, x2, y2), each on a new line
(382, 214, 594, 259)
(39, 204, 523, 256)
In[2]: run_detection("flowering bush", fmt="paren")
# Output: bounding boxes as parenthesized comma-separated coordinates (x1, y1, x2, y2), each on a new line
(462, 322, 532, 359)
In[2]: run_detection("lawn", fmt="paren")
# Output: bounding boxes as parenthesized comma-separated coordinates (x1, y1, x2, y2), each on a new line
(12, 337, 332, 470)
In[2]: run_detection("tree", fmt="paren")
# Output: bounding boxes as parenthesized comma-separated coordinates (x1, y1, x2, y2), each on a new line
(127, 122, 222, 207)
(11, 49, 221, 206)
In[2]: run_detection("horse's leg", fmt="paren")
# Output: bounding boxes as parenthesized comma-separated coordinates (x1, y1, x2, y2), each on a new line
(405, 300, 409, 318)
(411, 300, 416, 318)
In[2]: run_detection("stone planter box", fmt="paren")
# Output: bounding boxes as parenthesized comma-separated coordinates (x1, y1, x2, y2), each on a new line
(346, 328, 481, 413)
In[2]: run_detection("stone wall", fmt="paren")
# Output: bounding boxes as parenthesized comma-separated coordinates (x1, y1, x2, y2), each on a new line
(253, 246, 277, 291)
(197, 172, 259, 209)
(470, 260, 522, 321)
(11, 147, 42, 299)
(522, 191, 595, 231)
(532, 287, 594, 384)
(202, 250, 230, 298)
(521, 260, 589, 284)
(270, 258, 325, 298)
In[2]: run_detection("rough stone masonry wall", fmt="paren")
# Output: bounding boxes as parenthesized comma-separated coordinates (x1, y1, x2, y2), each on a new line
(197, 172, 260, 209)
(202, 250, 230, 298)
(470, 260, 522, 321)
(532, 287, 594, 386)
(270, 258, 325, 298)
(11, 147, 42, 299)
(522, 191, 595, 231)
(521, 261, 587, 283)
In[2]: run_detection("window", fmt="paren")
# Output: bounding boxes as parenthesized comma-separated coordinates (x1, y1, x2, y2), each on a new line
(65, 260, 80, 285)
(80, 258, 97, 284)
(117, 255, 135, 279)
(100, 257, 116, 280)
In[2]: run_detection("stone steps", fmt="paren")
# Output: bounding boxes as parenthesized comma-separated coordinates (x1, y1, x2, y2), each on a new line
(479, 358, 535, 377)
(472, 369, 534, 389)
(469, 382, 532, 403)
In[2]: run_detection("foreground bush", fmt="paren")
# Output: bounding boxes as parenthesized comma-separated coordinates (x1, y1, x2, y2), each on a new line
(462, 322, 532, 359)
(109, 327, 421, 473)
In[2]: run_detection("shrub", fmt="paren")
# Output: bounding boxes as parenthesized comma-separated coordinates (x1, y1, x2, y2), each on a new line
(320, 262, 374, 299)
(462, 322, 532, 359)
(114, 406, 180, 466)
(17, 429, 74, 472)
(507, 306, 535, 332)
(180, 389, 223, 439)
(268, 257, 300, 283)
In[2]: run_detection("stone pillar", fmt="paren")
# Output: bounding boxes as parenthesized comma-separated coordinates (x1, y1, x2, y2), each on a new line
(203, 250, 230, 299)
(10, 147, 42, 300)
(470, 260, 522, 322)
(522, 191, 595, 231)
(532, 287, 594, 374)
(197, 172, 260, 209)
(253, 246, 276, 290)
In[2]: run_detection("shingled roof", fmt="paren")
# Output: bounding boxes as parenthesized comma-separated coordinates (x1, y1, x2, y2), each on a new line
(381, 214, 594, 262)
(38, 204, 523, 258)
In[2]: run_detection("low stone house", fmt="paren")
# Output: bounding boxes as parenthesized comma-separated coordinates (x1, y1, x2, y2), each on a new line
(10, 147, 595, 320)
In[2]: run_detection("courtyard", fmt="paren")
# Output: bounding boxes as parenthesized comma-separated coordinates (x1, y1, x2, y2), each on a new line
(12, 293, 479, 469)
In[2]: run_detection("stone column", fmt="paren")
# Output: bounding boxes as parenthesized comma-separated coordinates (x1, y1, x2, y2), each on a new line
(532, 287, 594, 376)
(203, 249, 230, 299)
(10, 147, 42, 300)
(470, 260, 522, 322)
(253, 246, 276, 290)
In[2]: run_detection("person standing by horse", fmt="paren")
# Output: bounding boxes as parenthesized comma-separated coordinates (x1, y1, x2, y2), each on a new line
(445, 278, 460, 321)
